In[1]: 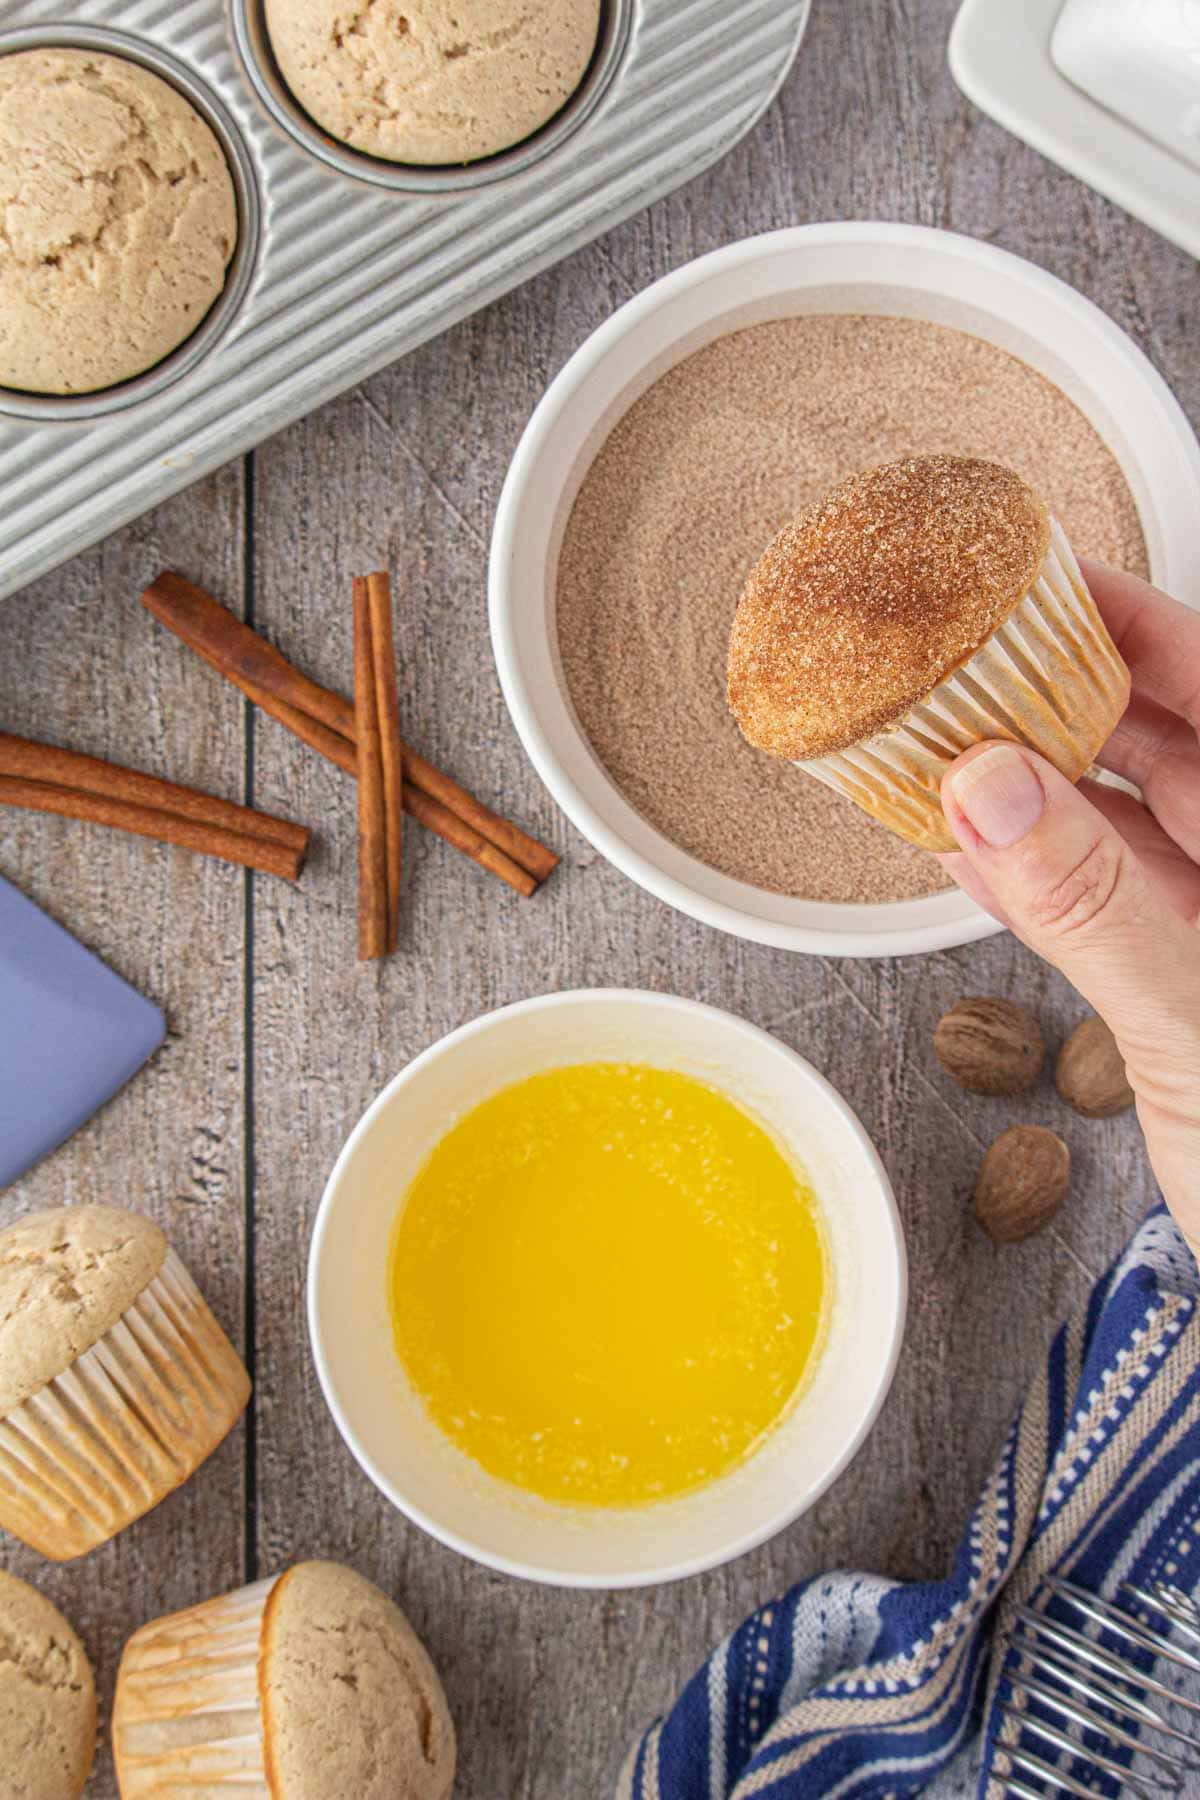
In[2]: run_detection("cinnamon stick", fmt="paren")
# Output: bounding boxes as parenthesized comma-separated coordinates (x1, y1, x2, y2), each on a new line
(403, 786, 537, 898)
(141, 572, 558, 887)
(353, 577, 388, 960)
(400, 743, 559, 885)
(143, 571, 355, 742)
(205, 677, 502, 906)
(0, 777, 306, 881)
(0, 732, 308, 854)
(366, 571, 404, 953)
(235, 674, 358, 777)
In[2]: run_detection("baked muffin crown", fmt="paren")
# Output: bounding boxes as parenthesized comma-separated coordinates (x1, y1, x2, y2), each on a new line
(727, 455, 1050, 760)
(265, 0, 602, 166)
(0, 1204, 167, 1416)
(261, 1561, 456, 1800)
(0, 47, 236, 394)
(0, 1570, 96, 1797)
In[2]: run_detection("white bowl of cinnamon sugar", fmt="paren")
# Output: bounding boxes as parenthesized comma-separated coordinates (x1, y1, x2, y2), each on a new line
(490, 222, 1200, 956)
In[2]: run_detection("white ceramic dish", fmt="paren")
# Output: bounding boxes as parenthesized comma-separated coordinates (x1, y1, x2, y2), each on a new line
(488, 222, 1200, 959)
(950, 0, 1200, 262)
(308, 990, 905, 1588)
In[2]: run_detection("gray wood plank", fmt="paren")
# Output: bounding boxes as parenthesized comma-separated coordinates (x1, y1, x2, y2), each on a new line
(0, 466, 249, 1795)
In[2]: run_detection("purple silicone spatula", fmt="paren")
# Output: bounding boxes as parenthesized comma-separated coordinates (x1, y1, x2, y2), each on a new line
(0, 874, 165, 1190)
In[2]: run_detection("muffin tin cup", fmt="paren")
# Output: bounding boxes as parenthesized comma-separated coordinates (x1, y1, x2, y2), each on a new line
(0, 1248, 250, 1560)
(799, 518, 1132, 854)
(231, 0, 633, 193)
(0, 24, 261, 423)
(114, 1577, 274, 1792)
(0, 0, 808, 598)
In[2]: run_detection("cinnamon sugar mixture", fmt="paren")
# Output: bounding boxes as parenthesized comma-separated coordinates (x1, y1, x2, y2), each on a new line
(556, 316, 1147, 903)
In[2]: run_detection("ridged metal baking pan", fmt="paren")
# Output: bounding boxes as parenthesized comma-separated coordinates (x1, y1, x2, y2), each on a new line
(0, 0, 809, 600)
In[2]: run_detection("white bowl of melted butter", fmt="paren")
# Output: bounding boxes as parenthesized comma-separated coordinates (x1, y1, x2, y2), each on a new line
(308, 990, 905, 1587)
(489, 222, 1200, 957)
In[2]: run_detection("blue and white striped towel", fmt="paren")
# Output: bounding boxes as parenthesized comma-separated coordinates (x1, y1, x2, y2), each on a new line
(621, 1207, 1200, 1799)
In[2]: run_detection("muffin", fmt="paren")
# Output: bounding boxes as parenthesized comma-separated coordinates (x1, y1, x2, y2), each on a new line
(0, 1569, 96, 1798)
(727, 456, 1131, 852)
(113, 1560, 456, 1798)
(0, 1205, 250, 1560)
(265, 0, 601, 165)
(0, 48, 237, 395)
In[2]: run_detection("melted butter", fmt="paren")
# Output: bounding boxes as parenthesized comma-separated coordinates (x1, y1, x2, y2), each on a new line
(388, 1063, 828, 1507)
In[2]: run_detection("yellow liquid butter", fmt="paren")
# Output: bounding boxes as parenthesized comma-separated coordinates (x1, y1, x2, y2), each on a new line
(388, 1063, 828, 1506)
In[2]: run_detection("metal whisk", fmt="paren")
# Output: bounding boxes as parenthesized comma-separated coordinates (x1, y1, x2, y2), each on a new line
(997, 1576, 1200, 1797)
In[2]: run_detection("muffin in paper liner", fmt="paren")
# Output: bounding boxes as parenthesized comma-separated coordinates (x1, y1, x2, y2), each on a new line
(0, 1236, 250, 1561)
(113, 1577, 271, 1794)
(727, 457, 1132, 856)
(797, 517, 1131, 852)
(113, 1561, 457, 1799)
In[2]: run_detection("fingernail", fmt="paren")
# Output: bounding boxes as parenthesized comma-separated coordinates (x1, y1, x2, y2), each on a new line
(945, 744, 1046, 848)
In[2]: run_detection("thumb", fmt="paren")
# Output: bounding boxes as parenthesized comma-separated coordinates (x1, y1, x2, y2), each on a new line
(941, 742, 1200, 1235)
(941, 743, 1183, 1029)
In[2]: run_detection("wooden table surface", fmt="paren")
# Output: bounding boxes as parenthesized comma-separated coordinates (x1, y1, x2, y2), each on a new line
(2, 3, 1195, 1794)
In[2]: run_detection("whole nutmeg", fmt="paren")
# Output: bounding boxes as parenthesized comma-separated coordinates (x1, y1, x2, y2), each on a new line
(1056, 1015, 1135, 1118)
(975, 1125, 1070, 1244)
(934, 996, 1045, 1096)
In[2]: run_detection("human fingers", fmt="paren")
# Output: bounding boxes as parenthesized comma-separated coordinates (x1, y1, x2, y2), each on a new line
(1095, 692, 1200, 863)
(1081, 781, 1200, 924)
(941, 741, 1200, 1244)
(1080, 556, 1200, 730)
(936, 851, 1012, 928)
(939, 778, 1200, 925)
(939, 743, 1198, 1035)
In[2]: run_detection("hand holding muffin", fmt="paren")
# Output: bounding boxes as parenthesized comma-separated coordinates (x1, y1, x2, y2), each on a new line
(729, 460, 1199, 1256)
(939, 563, 1200, 1259)
(727, 455, 1130, 852)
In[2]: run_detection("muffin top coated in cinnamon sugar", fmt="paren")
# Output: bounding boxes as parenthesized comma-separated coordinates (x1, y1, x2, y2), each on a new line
(727, 455, 1051, 760)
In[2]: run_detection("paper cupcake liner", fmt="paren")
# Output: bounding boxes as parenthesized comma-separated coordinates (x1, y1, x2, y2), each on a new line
(0, 1249, 250, 1560)
(113, 1577, 274, 1796)
(798, 518, 1131, 853)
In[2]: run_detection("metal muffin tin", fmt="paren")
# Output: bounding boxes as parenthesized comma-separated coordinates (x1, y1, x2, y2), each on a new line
(0, 0, 809, 600)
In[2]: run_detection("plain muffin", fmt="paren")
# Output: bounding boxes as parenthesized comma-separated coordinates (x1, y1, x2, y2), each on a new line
(728, 455, 1130, 851)
(0, 1204, 250, 1559)
(113, 1560, 456, 1797)
(0, 1569, 96, 1798)
(265, 0, 601, 164)
(0, 47, 237, 394)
